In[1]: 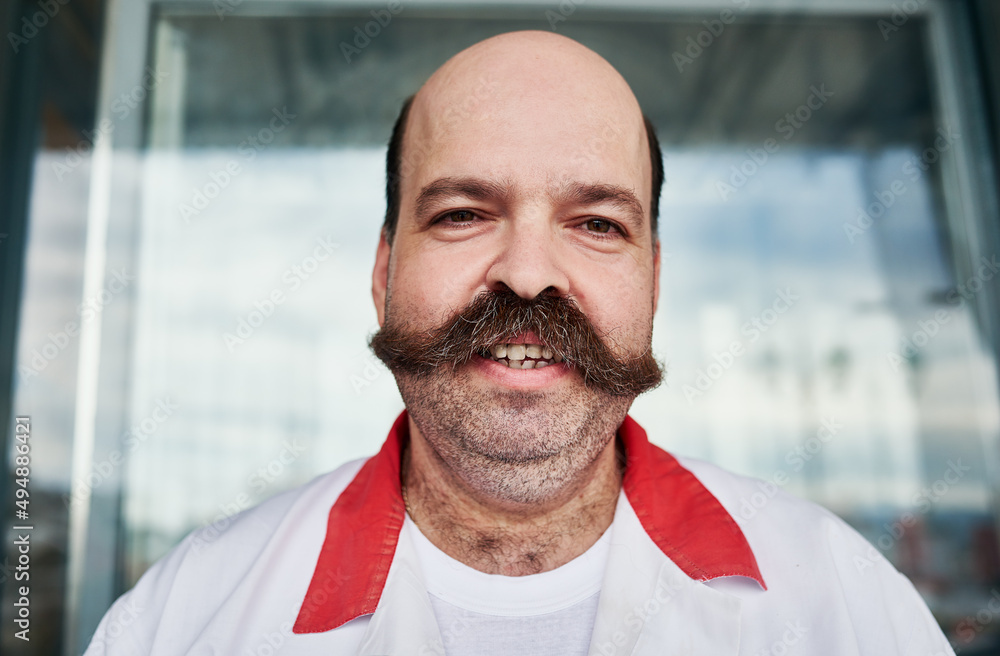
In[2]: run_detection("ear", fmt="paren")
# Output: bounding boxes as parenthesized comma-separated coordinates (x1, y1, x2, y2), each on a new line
(372, 229, 391, 327)
(652, 239, 661, 315)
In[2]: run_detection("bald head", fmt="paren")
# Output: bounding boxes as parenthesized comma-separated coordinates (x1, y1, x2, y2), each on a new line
(383, 31, 663, 243)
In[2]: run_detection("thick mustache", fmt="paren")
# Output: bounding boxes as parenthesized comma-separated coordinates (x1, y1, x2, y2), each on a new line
(369, 289, 663, 397)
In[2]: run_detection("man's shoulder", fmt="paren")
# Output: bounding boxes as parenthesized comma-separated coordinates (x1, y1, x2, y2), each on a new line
(84, 455, 372, 655)
(163, 455, 371, 595)
(666, 454, 953, 654)
(187, 455, 369, 555)
(673, 454, 841, 525)
(669, 454, 883, 581)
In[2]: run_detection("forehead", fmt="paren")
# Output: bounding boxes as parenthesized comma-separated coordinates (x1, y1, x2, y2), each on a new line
(400, 41, 651, 211)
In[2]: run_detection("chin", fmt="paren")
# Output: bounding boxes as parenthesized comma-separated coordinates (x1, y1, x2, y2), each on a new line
(399, 370, 633, 505)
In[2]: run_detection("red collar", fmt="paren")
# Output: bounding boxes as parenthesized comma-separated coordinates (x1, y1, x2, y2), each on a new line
(293, 411, 765, 634)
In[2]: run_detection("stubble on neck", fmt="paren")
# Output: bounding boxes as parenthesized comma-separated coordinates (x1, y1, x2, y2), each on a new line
(402, 415, 625, 576)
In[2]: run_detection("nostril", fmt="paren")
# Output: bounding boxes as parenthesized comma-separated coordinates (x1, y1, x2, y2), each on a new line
(492, 282, 514, 295)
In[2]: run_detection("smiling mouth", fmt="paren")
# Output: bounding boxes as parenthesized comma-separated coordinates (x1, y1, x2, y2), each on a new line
(482, 343, 565, 369)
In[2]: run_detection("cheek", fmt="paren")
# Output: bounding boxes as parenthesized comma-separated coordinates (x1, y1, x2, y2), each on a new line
(570, 258, 656, 348)
(590, 301, 655, 352)
(388, 244, 487, 324)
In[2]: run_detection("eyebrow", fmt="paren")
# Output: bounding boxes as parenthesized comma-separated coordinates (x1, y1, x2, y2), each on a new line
(555, 182, 646, 232)
(414, 177, 514, 219)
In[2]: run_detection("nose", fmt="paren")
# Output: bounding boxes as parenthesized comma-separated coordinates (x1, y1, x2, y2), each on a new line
(485, 215, 570, 300)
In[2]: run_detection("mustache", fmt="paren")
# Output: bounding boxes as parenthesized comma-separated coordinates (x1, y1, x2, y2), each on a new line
(369, 288, 663, 397)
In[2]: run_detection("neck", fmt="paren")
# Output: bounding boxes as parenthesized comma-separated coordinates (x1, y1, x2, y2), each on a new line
(402, 417, 623, 576)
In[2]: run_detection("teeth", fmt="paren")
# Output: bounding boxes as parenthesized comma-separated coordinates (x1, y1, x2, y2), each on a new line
(486, 343, 563, 369)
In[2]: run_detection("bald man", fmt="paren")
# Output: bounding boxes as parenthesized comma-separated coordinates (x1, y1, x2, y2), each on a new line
(86, 32, 953, 656)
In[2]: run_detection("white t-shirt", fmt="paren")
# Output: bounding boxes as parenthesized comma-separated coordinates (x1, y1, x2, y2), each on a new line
(406, 515, 611, 656)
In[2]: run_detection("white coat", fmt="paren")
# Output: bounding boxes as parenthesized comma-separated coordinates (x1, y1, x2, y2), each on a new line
(85, 412, 955, 655)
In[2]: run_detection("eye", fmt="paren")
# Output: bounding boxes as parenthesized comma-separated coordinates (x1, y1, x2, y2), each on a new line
(584, 218, 619, 235)
(442, 210, 476, 223)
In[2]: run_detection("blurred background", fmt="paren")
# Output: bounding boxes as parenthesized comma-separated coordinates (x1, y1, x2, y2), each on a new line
(1, 0, 999, 653)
